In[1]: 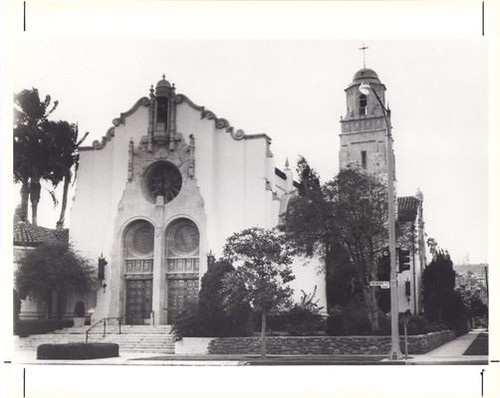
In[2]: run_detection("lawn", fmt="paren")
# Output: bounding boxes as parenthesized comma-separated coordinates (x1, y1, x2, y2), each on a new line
(463, 333, 488, 356)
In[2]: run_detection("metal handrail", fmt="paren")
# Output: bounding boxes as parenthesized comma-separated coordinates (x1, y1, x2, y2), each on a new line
(85, 316, 122, 343)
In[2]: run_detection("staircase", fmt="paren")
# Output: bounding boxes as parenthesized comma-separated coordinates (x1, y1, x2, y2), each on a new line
(15, 324, 176, 353)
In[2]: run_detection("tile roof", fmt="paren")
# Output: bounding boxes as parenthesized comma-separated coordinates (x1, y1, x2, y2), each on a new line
(397, 196, 421, 223)
(13, 222, 69, 247)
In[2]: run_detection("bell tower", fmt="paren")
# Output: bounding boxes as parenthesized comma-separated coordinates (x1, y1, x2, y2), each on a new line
(339, 68, 392, 176)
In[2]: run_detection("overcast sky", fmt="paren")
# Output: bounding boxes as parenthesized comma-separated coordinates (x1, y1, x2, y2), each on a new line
(11, 39, 488, 264)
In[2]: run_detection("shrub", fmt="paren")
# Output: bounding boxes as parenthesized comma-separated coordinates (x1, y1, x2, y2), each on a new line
(326, 298, 373, 336)
(74, 301, 85, 317)
(284, 287, 325, 335)
(198, 260, 252, 337)
(171, 302, 202, 340)
(253, 288, 326, 336)
(285, 306, 326, 335)
(13, 290, 21, 332)
(37, 343, 119, 359)
(15, 319, 73, 337)
(398, 313, 448, 335)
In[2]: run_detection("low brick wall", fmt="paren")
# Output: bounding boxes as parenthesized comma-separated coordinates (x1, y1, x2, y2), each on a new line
(208, 330, 456, 355)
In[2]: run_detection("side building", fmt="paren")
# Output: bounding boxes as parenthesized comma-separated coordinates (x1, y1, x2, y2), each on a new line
(13, 210, 95, 321)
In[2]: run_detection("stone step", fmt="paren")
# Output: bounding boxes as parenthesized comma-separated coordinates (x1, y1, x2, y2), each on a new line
(55, 327, 173, 335)
(15, 324, 176, 353)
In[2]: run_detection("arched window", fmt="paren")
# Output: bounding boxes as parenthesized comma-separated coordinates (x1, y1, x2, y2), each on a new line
(157, 97, 168, 123)
(359, 94, 367, 116)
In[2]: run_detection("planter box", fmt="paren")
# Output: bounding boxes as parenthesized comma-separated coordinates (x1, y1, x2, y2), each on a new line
(73, 317, 86, 327)
(175, 338, 215, 355)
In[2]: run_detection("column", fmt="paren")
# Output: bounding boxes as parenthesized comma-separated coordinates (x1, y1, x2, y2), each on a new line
(152, 195, 165, 325)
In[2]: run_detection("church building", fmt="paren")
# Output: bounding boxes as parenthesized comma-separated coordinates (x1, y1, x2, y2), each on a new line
(70, 76, 326, 325)
(15, 65, 427, 325)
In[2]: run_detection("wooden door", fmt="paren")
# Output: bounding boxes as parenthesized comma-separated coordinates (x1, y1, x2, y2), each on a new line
(125, 279, 153, 325)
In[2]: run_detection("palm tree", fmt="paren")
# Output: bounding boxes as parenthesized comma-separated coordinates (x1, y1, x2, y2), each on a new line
(14, 89, 88, 227)
(44, 120, 88, 228)
(13, 88, 58, 225)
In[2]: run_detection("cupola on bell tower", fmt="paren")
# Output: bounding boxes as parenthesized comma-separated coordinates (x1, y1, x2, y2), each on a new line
(339, 67, 393, 177)
(148, 74, 178, 151)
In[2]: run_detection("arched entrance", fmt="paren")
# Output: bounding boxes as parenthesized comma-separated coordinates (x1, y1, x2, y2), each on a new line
(123, 220, 154, 324)
(165, 218, 200, 324)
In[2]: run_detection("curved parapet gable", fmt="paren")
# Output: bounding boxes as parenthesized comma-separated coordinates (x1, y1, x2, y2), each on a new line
(112, 97, 151, 127)
(80, 97, 151, 151)
(175, 93, 245, 141)
(80, 127, 116, 151)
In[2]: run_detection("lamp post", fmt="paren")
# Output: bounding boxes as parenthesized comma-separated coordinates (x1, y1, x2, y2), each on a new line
(359, 81, 402, 360)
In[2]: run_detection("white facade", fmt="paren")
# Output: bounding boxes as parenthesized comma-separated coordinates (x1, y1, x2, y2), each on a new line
(70, 77, 326, 325)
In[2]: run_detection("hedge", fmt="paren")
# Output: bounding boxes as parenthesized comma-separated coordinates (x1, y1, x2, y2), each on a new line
(15, 320, 73, 337)
(37, 343, 119, 360)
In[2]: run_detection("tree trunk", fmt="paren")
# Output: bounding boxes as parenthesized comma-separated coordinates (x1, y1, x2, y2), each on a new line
(362, 285, 380, 333)
(260, 309, 267, 358)
(57, 173, 70, 227)
(45, 292, 52, 320)
(369, 285, 380, 331)
(30, 179, 41, 226)
(20, 182, 30, 221)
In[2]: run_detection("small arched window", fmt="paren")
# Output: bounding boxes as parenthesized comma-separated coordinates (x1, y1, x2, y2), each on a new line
(359, 94, 367, 116)
(157, 97, 168, 123)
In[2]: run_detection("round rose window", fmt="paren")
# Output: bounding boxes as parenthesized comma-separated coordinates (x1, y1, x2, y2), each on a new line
(145, 162, 182, 203)
(166, 218, 200, 257)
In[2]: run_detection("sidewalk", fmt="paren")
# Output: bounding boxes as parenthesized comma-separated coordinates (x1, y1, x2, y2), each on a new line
(404, 329, 488, 365)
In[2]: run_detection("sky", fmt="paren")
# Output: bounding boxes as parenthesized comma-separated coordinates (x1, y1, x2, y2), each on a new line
(10, 39, 488, 264)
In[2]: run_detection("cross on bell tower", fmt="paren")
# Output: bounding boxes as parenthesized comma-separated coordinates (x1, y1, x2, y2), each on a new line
(359, 43, 369, 68)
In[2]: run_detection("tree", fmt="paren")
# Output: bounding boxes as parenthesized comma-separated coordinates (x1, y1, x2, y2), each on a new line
(44, 121, 88, 227)
(282, 157, 344, 309)
(455, 270, 488, 324)
(15, 241, 95, 319)
(283, 161, 390, 332)
(13, 88, 87, 226)
(14, 89, 60, 224)
(198, 260, 251, 337)
(221, 227, 295, 357)
(422, 250, 456, 321)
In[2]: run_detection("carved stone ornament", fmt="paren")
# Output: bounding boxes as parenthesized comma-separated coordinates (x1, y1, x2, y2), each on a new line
(231, 129, 245, 140)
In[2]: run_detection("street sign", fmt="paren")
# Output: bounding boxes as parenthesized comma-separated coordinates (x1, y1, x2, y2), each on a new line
(369, 281, 390, 289)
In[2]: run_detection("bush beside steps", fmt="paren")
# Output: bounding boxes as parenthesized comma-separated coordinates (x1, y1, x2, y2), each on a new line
(37, 343, 119, 360)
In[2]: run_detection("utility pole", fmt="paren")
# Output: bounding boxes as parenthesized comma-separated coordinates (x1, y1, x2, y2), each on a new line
(359, 81, 402, 360)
